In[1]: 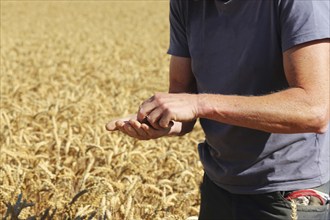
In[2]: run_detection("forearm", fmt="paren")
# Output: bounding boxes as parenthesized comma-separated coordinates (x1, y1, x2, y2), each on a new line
(197, 88, 329, 134)
(168, 56, 197, 136)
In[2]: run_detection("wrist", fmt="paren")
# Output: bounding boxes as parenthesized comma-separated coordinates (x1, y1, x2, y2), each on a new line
(196, 94, 207, 118)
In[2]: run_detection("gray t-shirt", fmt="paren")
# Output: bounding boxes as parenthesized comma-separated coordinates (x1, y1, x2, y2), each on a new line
(168, 0, 330, 194)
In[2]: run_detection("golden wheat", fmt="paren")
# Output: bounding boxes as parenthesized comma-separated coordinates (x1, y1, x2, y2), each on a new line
(0, 1, 204, 219)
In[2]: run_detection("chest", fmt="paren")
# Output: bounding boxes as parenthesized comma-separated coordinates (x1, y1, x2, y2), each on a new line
(184, 1, 284, 94)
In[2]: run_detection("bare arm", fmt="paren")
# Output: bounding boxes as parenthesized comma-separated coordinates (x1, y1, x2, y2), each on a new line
(196, 39, 329, 133)
(139, 39, 329, 134)
(167, 56, 197, 135)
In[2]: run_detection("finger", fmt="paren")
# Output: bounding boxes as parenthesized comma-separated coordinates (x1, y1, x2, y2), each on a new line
(129, 119, 149, 138)
(141, 116, 153, 127)
(106, 114, 137, 131)
(159, 120, 174, 129)
(147, 108, 167, 129)
(141, 123, 153, 136)
(141, 123, 171, 137)
(159, 112, 174, 128)
(123, 123, 138, 137)
(115, 120, 126, 133)
(106, 120, 118, 131)
(137, 96, 157, 122)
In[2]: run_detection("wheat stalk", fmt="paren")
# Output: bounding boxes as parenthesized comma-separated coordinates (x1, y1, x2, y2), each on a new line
(290, 200, 298, 220)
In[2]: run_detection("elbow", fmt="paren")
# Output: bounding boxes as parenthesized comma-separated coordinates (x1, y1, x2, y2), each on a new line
(307, 106, 329, 134)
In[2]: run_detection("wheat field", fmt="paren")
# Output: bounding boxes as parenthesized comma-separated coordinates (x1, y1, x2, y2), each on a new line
(0, 1, 205, 219)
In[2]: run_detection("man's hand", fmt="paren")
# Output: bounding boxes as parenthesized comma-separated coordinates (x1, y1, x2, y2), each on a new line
(105, 114, 175, 140)
(106, 56, 198, 140)
(137, 92, 199, 129)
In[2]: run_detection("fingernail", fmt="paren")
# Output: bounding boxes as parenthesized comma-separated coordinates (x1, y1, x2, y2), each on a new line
(115, 121, 123, 127)
(106, 123, 117, 131)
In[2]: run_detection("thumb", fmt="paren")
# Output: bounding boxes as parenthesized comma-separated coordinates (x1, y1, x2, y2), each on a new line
(159, 119, 174, 129)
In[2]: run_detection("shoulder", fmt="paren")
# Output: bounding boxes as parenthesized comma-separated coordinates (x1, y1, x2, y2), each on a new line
(277, 0, 329, 23)
(169, 0, 187, 9)
(169, 0, 189, 14)
(169, 0, 190, 28)
(276, 0, 330, 51)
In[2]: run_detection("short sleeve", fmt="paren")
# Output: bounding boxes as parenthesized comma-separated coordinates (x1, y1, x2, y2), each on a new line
(167, 0, 190, 57)
(279, 0, 330, 52)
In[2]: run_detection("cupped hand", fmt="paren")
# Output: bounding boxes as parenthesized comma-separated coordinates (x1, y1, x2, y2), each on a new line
(106, 114, 173, 140)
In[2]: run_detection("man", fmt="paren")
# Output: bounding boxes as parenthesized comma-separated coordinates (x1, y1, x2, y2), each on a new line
(106, 0, 329, 219)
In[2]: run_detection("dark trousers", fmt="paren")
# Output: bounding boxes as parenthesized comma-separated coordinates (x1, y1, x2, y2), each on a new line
(199, 173, 329, 220)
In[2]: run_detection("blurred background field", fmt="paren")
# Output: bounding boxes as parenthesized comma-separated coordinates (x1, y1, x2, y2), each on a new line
(0, 1, 204, 219)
